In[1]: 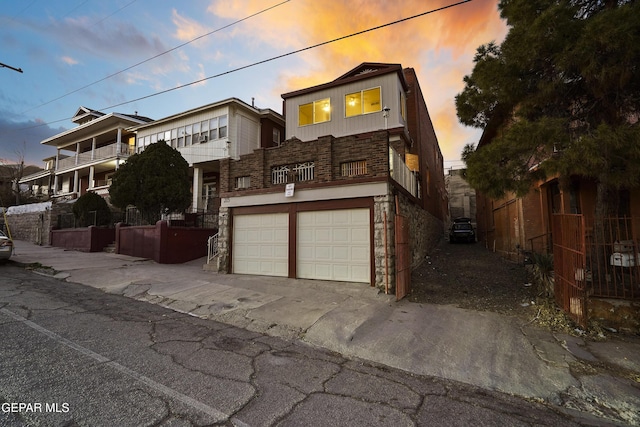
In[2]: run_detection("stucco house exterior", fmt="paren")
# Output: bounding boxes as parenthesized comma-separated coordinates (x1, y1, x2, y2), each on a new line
(215, 63, 446, 291)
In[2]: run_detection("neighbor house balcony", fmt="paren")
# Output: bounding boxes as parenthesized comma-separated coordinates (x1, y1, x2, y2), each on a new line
(56, 143, 134, 172)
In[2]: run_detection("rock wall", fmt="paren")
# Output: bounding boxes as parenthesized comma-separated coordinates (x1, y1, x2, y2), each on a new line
(4, 202, 73, 246)
(216, 207, 230, 273)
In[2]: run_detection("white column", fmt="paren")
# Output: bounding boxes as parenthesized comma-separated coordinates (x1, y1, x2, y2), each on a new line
(89, 166, 95, 189)
(192, 167, 203, 211)
(91, 137, 97, 160)
(75, 143, 80, 165)
(53, 150, 60, 195)
(73, 170, 79, 195)
(116, 127, 122, 170)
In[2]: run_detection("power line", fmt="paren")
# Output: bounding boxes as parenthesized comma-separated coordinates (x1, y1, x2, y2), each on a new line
(19, 0, 472, 131)
(20, 0, 291, 115)
(91, 0, 139, 27)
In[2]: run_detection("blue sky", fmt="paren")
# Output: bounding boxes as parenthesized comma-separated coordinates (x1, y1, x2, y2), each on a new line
(0, 0, 507, 167)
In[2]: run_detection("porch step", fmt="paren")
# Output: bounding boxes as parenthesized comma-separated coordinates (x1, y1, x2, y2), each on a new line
(203, 260, 217, 272)
(103, 242, 116, 253)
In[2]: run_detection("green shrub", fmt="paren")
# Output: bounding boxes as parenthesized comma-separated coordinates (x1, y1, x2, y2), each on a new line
(72, 192, 112, 227)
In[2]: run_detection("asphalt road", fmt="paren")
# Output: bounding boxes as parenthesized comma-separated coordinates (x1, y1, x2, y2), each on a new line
(0, 265, 586, 426)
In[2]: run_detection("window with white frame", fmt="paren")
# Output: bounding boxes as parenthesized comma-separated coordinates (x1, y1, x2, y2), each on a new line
(218, 115, 228, 138)
(185, 125, 192, 146)
(170, 128, 177, 147)
(208, 115, 228, 140)
(273, 128, 281, 145)
(178, 127, 185, 147)
(235, 176, 251, 189)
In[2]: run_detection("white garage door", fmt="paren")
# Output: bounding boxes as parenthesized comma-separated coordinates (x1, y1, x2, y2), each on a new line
(297, 209, 370, 283)
(233, 213, 289, 277)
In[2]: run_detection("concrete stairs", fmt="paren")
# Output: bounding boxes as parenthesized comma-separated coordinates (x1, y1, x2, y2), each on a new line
(103, 242, 116, 253)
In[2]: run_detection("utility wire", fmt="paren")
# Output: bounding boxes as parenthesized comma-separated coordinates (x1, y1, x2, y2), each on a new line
(91, 0, 139, 27)
(20, 0, 291, 115)
(19, 0, 472, 130)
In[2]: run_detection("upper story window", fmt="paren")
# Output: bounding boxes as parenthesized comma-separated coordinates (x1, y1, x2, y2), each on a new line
(273, 128, 281, 145)
(345, 87, 381, 117)
(298, 98, 331, 126)
(210, 115, 228, 139)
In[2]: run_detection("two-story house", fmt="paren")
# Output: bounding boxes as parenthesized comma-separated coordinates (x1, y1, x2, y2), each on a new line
(129, 98, 285, 216)
(216, 63, 446, 291)
(20, 107, 153, 201)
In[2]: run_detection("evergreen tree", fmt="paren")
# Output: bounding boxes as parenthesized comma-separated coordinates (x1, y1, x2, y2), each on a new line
(456, 0, 640, 216)
(109, 141, 191, 224)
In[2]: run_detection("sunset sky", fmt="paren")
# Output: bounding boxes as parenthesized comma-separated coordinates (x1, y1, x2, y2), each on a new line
(0, 0, 507, 168)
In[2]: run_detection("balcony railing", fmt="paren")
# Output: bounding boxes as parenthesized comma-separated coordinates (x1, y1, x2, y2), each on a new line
(389, 147, 420, 198)
(56, 143, 134, 171)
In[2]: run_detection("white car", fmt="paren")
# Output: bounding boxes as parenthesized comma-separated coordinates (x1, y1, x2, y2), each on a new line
(0, 230, 13, 260)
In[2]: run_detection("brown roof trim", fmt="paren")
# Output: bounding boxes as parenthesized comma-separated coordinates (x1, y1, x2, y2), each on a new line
(281, 62, 408, 99)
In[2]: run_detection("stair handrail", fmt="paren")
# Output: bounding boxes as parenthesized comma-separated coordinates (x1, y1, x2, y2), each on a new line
(207, 233, 219, 264)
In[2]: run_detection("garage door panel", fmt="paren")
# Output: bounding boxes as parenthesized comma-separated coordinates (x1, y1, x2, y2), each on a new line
(297, 209, 370, 283)
(233, 213, 289, 277)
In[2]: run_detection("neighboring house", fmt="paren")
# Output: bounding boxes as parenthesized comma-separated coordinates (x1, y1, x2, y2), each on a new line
(130, 98, 285, 215)
(1, 163, 40, 205)
(18, 157, 57, 202)
(446, 168, 476, 227)
(474, 119, 640, 330)
(216, 63, 446, 290)
(20, 107, 153, 201)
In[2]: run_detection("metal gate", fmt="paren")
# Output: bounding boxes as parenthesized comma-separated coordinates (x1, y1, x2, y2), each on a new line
(395, 214, 410, 301)
(552, 214, 588, 328)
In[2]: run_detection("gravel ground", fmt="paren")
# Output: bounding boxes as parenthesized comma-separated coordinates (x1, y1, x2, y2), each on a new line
(408, 239, 540, 321)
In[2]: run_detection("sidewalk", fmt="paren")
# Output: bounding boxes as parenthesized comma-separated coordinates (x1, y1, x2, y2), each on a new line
(7, 240, 640, 425)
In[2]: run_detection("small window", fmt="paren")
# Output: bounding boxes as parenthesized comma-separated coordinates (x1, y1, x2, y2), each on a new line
(341, 160, 367, 177)
(273, 128, 281, 145)
(235, 176, 250, 189)
(185, 125, 192, 146)
(400, 90, 406, 121)
(171, 128, 177, 148)
(219, 115, 228, 138)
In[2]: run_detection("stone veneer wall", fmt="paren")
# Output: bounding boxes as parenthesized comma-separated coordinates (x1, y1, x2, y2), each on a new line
(5, 202, 72, 246)
(216, 206, 230, 273)
(373, 189, 444, 293)
(397, 190, 444, 268)
(373, 193, 395, 292)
